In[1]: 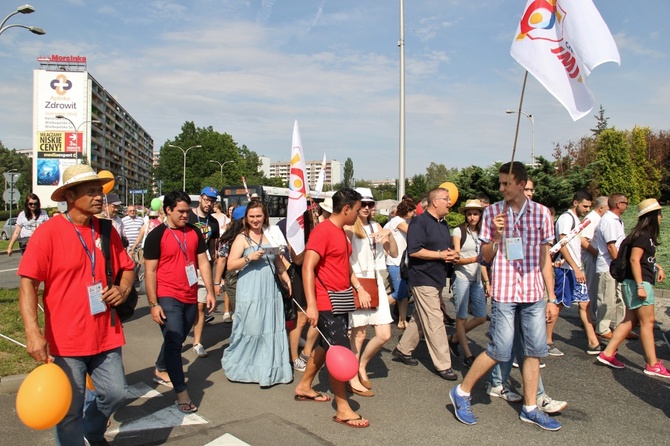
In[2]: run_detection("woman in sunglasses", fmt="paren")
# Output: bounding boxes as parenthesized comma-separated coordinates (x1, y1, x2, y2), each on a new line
(7, 193, 49, 256)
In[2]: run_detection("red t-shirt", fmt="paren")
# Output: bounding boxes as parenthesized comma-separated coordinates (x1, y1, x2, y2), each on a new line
(18, 215, 134, 356)
(305, 219, 352, 311)
(143, 223, 207, 303)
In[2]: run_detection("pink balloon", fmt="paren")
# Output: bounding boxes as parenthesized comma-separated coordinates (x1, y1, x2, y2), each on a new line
(326, 345, 359, 381)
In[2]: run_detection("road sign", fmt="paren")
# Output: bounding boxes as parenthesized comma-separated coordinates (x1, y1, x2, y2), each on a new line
(3, 188, 20, 204)
(3, 172, 20, 183)
(129, 189, 148, 194)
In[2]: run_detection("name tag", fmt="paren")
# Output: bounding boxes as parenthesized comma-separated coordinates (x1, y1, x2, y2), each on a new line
(87, 281, 107, 315)
(505, 237, 524, 261)
(185, 262, 198, 286)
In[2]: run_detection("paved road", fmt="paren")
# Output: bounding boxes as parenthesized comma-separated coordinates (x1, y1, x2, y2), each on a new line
(1, 278, 669, 445)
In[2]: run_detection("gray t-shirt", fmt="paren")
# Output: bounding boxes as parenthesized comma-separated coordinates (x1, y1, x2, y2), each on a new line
(453, 226, 480, 282)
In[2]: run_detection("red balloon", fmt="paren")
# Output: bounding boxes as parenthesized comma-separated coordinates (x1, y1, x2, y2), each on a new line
(326, 345, 359, 381)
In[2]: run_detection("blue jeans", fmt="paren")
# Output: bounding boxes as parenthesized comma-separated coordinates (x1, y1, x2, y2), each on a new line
(387, 265, 409, 300)
(155, 296, 197, 393)
(452, 276, 486, 319)
(53, 347, 126, 445)
(489, 318, 546, 396)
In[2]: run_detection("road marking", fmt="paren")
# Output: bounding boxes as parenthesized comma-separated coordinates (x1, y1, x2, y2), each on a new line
(107, 405, 209, 437)
(126, 381, 163, 399)
(0, 268, 18, 273)
(204, 433, 251, 445)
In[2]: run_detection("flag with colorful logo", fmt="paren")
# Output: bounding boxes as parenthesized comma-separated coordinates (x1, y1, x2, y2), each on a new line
(510, 0, 620, 121)
(287, 120, 308, 255)
(313, 153, 327, 198)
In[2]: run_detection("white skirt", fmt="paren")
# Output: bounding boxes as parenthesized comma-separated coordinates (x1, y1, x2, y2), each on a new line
(349, 270, 393, 328)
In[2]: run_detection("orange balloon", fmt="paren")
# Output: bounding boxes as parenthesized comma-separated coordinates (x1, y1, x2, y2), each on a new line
(98, 170, 115, 194)
(86, 373, 95, 391)
(16, 363, 73, 430)
(439, 181, 459, 205)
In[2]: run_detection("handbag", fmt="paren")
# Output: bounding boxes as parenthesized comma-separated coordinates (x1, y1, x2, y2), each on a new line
(353, 277, 379, 309)
(317, 276, 356, 314)
(99, 219, 138, 324)
(264, 253, 295, 321)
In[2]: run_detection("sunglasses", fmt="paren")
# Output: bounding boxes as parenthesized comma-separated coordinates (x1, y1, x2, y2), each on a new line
(361, 202, 375, 209)
(149, 216, 158, 219)
(28, 202, 38, 206)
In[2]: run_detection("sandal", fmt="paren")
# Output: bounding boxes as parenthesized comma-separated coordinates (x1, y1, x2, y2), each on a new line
(175, 400, 198, 413)
(294, 393, 331, 402)
(332, 415, 370, 428)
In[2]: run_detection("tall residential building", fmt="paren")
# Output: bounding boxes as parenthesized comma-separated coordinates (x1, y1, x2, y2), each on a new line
(32, 55, 153, 207)
(267, 159, 341, 189)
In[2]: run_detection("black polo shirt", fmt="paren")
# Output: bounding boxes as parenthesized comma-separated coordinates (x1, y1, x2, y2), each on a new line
(406, 210, 453, 288)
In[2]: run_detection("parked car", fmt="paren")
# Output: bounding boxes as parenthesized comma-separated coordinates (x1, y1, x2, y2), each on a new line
(1, 218, 17, 240)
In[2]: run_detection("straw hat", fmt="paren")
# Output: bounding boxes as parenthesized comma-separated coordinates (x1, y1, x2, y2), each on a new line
(319, 197, 333, 213)
(458, 199, 485, 214)
(51, 164, 113, 202)
(637, 198, 662, 217)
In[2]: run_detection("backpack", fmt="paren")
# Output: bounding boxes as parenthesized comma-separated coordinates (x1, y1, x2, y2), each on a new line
(609, 236, 632, 283)
(100, 219, 139, 324)
(552, 212, 577, 262)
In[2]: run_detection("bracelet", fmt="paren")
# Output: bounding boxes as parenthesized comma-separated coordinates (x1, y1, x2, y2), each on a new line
(354, 283, 362, 291)
(437, 250, 442, 260)
(149, 302, 159, 308)
(244, 256, 250, 264)
(637, 283, 644, 288)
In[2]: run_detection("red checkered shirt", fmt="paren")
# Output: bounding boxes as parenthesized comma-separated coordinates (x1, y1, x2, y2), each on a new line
(480, 199, 554, 303)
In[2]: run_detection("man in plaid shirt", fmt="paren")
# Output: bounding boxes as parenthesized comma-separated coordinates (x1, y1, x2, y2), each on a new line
(449, 161, 562, 431)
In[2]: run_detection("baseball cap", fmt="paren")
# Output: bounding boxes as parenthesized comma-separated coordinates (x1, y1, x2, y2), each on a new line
(232, 206, 247, 221)
(201, 186, 218, 199)
(105, 193, 122, 205)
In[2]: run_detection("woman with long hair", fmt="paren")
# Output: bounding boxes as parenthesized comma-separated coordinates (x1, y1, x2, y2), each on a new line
(214, 206, 245, 322)
(448, 199, 490, 368)
(384, 199, 417, 329)
(345, 188, 397, 396)
(7, 193, 49, 256)
(597, 199, 668, 377)
(221, 201, 293, 386)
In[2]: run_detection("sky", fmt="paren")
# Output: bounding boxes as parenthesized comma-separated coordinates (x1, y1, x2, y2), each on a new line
(1, 0, 668, 181)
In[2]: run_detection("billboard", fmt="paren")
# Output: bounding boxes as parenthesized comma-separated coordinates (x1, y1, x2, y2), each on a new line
(32, 70, 91, 206)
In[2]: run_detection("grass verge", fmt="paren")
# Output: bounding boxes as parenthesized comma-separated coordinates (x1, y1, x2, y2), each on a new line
(0, 288, 42, 377)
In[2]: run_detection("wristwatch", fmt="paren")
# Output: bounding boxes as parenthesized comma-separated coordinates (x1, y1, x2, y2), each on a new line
(547, 299, 558, 304)
(149, 302, 159, 308)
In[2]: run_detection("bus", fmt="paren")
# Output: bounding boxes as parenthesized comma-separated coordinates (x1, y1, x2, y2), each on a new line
(220, 185, 290, 225)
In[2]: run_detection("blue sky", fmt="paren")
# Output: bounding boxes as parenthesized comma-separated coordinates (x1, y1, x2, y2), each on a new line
(1, 0, 668, 181)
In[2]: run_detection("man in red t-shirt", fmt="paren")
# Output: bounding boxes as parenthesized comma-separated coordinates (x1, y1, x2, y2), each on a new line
(144, 190, 215, 414)
(294, 188, 373, 428)
(19, 164, 135, 445)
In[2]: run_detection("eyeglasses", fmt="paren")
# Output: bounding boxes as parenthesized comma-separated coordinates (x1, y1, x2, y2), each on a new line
(202, 197, 217, 203)
(619, 201, 629, 206)
(361, 202, 375, 209)
(434, 197, 450, 202)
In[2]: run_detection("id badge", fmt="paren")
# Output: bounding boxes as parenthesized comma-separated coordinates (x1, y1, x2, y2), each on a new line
(185, 262, 198, 286)
(206, 249, 212, 262)
(505, 237, 524, 261)
(87, 281, 107, 315)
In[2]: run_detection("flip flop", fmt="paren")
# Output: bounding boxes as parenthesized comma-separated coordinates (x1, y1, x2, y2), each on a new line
(153, 376, 173, 388)
(332, 415, 370, 428)
(175, 400, 198, 413)
(294, 393, 332, 402)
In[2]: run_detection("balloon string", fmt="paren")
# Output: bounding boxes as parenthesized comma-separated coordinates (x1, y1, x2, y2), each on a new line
(291, 298, 333, 347)
(0, 333, 26, 348)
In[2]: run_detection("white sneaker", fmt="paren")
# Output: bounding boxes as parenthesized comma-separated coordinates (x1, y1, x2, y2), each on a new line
(222, 312, 232, 323)
(537, 393, 567, 414)
(193, 343, 208, 358)
(292, 357, 307, 372)
(487, 382, 523, 402)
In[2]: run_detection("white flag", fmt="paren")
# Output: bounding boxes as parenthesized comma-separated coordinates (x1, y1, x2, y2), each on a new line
(287, 120, 308, 255)
(313, 153, 327, 198)
(510, 0, 620, 121)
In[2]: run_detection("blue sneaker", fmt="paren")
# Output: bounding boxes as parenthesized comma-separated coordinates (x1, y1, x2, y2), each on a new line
(519, 407, 561, 431)
(449, 386, 477, 425)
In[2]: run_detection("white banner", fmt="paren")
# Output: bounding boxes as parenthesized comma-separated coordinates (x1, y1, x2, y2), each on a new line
(286, 120, 308, 255)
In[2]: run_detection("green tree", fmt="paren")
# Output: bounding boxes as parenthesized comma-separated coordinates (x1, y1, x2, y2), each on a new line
(629, 126, 661, 200)
(405, 174, 428, 201)
(0, 142, 33, 208)
(595, 128, 637, 200)
(590, 105, 609, 137)
(343, 158, 354, 189)
(425, 162, 455, 189)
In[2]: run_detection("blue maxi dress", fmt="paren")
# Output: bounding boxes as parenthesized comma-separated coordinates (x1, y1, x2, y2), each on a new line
(221, 244, 292, 387)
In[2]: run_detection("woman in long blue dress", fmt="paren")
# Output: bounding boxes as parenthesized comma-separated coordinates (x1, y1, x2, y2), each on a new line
(221, 200, 293, 387)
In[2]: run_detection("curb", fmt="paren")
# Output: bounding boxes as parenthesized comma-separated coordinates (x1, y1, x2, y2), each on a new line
(0, 373, 28, 395)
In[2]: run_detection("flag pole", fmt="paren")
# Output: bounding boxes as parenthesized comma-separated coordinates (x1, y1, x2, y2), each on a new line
(504, 70, 529, 213)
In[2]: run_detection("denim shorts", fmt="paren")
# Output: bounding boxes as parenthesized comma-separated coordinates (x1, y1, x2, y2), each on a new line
(486, 299, 548, 362)
(554, 268, 588, 306)
(387, 265, 409, 301)
(452, 277, 486, 319)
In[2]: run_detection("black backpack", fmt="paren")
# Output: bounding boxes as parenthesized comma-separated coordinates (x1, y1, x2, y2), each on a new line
(100, 219, 138, 324)
(609, 236, 632, 283)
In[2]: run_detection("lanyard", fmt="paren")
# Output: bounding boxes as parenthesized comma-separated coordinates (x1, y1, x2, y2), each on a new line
(507, 200, 528, 237)
(247, 232, 264, 251)
(65, 213, 96, 280)
(365, 223, 377, 257)
(166, 225, 190, 262)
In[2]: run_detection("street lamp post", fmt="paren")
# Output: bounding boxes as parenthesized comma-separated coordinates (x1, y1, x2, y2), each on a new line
(209, 160, 235, 180)
(506, 109, 535, 166)
(117, 175, 128, 206)
(0, 4, 45, 36)
(55, 115, 101, 164)
(169, 144, 202, 192)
